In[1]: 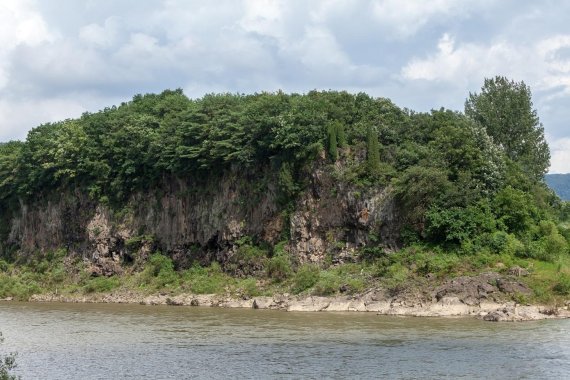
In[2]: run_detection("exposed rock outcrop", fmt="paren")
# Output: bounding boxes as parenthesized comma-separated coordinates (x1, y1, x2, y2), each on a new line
(3, 160, 399, 272)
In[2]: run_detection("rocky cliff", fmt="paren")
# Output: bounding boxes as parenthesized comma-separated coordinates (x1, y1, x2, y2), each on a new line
(2, 156, 399, 274)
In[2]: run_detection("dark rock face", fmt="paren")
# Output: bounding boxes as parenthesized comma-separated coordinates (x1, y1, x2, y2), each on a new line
(496, 279, 532, 295)
(435, 273, 500, 304)
(288, 162, 398, 263)
(434, 272, 531, 306)
(1, 162, 399, 272)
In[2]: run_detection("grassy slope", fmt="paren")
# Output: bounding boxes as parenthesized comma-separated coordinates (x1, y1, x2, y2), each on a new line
(2, 247, 569, 307)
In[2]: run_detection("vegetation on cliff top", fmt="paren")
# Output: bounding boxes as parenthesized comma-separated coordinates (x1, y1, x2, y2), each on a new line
(1, 76, 570, 303)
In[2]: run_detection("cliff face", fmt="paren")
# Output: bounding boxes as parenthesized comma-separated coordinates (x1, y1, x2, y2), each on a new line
(2, 159, 399, 273)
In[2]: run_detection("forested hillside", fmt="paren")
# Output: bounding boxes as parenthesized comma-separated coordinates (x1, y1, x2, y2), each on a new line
(1, 76, 569, 303)
(546, 174, 570, 201)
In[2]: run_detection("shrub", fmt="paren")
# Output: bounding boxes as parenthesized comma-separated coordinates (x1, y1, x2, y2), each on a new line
(0, 274, 41, 301)
(183, 263, 226, 294)
(416, 252, 461, 277)
(139, 252, 179, 289)
(83, 276, 120, 293)
(523, 232, 567, 262)
(488, 231, 525, 256)
(266, 254, 292, 282)
(313, 271, 341, 296)
(236, 278, 260, 297)
(553, 273, 570, 295)
(226, 242, 268, 277)
(383, 263, 409, 289)
(543, 231, 568, 257)
(291, 264, 320, 294)
(359, 246, 384, 262)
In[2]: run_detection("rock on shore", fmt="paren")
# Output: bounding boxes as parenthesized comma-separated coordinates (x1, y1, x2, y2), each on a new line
(27, 272, 570, 322)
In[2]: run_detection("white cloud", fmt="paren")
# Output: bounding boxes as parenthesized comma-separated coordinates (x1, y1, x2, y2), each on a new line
(402, 32, 570, 95)
(549, 137, 570, 174)
(401, 34, 528, 86)
(536, 34, 570, 97)
(0, 0, 54, 89)
(240, 0, 286, 39)
(371, 0, 489, 38)
(0, 97, 88, 141)
(79, 17, 120, 48)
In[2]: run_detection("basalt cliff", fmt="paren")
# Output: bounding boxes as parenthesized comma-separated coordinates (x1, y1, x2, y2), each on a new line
(2, 156, 399, 274)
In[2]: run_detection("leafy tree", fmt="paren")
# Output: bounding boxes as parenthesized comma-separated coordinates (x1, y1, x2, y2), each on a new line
(0, 142, 23, 202)
(465, 76, 550, 181)
(366, 125, 381, 176)
(492, 186, 539, 234)
(335, 121, 347, 148)
(326, 123, 338, 161)
(393, 165, 452, 231)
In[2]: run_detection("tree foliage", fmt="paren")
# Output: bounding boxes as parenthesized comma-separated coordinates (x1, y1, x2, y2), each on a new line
(465, 76, 550, 181)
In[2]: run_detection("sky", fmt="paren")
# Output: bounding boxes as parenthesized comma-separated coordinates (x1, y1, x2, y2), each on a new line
(1, 0, 570, 172)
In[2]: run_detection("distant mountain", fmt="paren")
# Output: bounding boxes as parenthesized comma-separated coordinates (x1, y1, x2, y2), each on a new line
(545, 173, 570, 201)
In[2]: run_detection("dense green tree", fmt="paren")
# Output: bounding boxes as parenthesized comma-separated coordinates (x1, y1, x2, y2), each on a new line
(366, 125, 381, 176)
(465, 76, 550, 181)
(335, 121, 347, 148)
(0, 142, 23, 201)
(327, 123, 338, 161)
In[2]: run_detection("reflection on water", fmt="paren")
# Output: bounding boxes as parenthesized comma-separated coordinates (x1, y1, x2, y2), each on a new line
(1, 302, 569, 379)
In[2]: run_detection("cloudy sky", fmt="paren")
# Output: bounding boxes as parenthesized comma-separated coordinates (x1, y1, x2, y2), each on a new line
(1, 0, 570, 172)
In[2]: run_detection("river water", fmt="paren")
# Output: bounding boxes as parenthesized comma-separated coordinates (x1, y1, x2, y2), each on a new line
(1, 302, 569, 379)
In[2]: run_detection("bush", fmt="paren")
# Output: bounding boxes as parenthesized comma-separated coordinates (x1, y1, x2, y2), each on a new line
(553, 273, 570, 295)
(359, 246, 384, 262)
(183, 263, 226, 294)
(543, 231, 568, 257)
(425, 203, 496, 245)
(139, 253, 179, 289)
(83, 276, 120, 293)
(488, 231, 525, 256)
(236, 278, 261, 297)
(225, 242, 268, 277)
(383, 263, 409, 289)
(0, 274, 41, 301)
(523, 232, 567, 262)
(291, 264, 320, 294)
(313, 271, 341, 296)
(266, 254, 292, 282)
(416, 252, 460, 277)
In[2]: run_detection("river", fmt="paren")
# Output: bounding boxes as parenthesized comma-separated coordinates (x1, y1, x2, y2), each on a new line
(1, 302, 569, 379)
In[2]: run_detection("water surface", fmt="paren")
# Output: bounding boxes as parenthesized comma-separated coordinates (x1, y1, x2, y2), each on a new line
(1, 302, 569, 379)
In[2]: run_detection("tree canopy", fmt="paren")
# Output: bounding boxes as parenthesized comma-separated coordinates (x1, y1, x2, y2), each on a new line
(465, 76, 550, 181)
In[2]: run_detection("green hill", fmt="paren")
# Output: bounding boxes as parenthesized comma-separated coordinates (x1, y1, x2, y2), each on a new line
(546, 173, 570, 200)
(1, 76, 570, 306)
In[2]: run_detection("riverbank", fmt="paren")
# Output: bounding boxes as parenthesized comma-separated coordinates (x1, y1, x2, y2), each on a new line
(22, 271, 570, 322)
